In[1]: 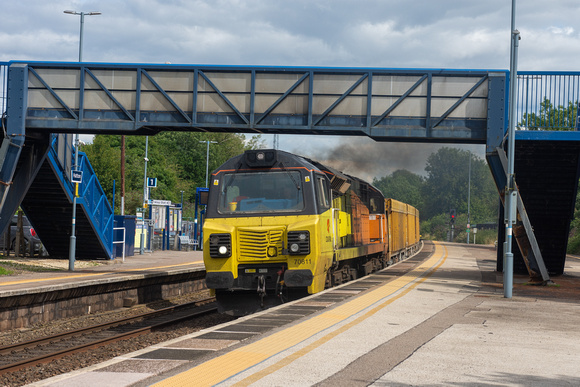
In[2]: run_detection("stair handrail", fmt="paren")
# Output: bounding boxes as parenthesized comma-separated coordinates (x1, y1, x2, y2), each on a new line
(48, 134, 115, 259)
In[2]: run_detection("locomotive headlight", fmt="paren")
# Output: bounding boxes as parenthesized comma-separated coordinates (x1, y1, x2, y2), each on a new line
(256, 151, 265, 161)
(287, 230, 310, 255)
(209, 233, 231, 258)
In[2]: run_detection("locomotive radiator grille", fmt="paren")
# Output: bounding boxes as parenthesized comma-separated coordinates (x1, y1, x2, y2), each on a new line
(238, 228, 284, 260)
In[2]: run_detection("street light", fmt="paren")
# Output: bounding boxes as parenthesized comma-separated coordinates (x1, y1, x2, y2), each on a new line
(504, 0, 520, 299)
(64, 10, 101, 271)
(63, 10, 102, 62)
(199, 140, 218, 188)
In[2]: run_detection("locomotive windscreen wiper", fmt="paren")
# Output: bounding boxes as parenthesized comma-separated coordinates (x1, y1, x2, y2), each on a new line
(278, 162, 301, 190)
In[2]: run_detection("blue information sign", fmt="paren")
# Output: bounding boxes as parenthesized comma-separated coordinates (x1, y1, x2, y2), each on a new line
(71, 170, 83, 184)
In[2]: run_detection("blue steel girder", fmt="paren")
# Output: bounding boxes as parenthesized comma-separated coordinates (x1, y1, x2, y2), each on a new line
(9, 62, 507, 144)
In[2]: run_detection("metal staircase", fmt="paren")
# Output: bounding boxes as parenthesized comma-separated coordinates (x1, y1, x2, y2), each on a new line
(20, 134, 114, 259)
(487, 138, 580, 277)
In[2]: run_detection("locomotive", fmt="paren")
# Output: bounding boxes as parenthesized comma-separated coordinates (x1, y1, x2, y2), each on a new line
(202, 149, 420, 315)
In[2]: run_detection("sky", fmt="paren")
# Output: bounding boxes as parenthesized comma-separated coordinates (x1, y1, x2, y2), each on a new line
(2, 0, 580, 181)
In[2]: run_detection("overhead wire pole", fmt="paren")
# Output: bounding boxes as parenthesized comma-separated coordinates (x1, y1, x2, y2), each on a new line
(64, 10, 101, 271)
(140, 136, 149, 255)
(467, 152, 471, 244)
(199, 140, 218, 187)
(504, 0, 520, 298)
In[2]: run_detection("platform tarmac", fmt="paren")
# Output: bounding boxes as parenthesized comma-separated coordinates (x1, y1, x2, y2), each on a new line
(0, 249, 205, 295)
(17, 242, 580, 386)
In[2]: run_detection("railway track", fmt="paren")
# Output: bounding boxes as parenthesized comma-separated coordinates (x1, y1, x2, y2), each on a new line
(0, 297, 217, 376)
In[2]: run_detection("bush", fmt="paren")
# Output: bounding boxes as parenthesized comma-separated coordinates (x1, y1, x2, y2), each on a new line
(421, 212, 498, 245)
(567, 231, 580, 254)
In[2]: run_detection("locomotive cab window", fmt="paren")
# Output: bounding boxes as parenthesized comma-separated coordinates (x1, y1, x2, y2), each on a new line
(218, 171, 304, 213)
(315, 175, 330, 210)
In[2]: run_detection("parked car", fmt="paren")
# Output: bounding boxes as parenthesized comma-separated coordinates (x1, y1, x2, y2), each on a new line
(0, 215, 43, 255)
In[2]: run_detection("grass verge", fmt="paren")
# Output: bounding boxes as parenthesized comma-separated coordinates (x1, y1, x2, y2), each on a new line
(0, 260, 63, 276)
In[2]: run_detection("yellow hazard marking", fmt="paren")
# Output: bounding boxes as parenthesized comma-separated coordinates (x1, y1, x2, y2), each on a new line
(154, 242, 448, 387)
(0, 260, 204, 287)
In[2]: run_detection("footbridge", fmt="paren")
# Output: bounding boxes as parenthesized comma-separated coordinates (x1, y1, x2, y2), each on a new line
(1, 62, 579, 276)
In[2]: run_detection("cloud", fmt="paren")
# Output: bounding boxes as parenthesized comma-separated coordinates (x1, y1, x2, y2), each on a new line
(549, 26, 575, 35)
(2, 0, 580, 71)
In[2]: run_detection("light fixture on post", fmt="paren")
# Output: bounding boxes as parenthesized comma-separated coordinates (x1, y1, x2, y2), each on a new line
(64, 9, 101, 271)
(504, 0, 520, 298)
(63, 10, 102, 62)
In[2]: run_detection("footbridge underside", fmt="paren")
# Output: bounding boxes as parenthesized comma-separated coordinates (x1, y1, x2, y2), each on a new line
(1, 62, 580, 274)
(11, 63, 505, 142)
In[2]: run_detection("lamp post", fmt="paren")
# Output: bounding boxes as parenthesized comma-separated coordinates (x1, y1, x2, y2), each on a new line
(64, 10, 101, 271)
(199, 140, 218, 188)
(64, 11, 102, 62)
(504, 0, 520, 298)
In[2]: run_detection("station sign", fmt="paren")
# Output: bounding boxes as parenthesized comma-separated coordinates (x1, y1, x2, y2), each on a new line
(71, 170, 83, 184)
(136, 207, 147, 220)
(150, 199, 172, 206)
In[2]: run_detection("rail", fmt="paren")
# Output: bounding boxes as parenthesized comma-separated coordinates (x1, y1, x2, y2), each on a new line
(516, 71, 580, 131)
(0, 298, 217, 376)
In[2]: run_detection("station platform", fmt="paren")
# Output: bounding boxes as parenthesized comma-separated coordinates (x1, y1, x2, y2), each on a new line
(24, 241, 580, 387)
(0, 250, 206, 331)
(0, 250, 205, 295)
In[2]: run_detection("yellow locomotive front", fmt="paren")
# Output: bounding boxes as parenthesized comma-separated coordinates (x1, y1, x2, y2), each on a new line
(203, 149, 334, 315)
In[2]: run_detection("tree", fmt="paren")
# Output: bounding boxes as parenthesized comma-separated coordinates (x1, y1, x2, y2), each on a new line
(372, 170, 424, 211)
(519, 98, 578, 131)
(83, 132, 261, 217)
(422, 147, 497, 222)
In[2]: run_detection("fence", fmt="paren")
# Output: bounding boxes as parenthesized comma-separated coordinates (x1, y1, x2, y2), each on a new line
(516, 72, 580, 131)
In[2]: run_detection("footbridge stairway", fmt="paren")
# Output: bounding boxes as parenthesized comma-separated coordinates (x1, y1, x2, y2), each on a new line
(1, 61, 580, 274)
(23, 134, 114, 259)
(2, 131, 114, 259)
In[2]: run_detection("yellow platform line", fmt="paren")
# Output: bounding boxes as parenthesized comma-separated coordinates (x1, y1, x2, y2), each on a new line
(155, 242, 448, 387)
(0, 260, 204, 287)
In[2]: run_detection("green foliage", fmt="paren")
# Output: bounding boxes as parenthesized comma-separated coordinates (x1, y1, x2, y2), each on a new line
(0, 261, 63, 275)
(422, 147, 498, 222)
(83, 132, 262, 217)
(374, 147, 499, 243)
(519, 98, 578, 131)
(567, 181, 580, 254)
(420, 213, 449, 241)
(0, 266, 12, 275)
(373, 170, 424, 210)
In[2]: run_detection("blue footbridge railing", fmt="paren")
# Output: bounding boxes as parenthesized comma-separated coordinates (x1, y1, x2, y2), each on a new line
(48, 134, 115, 259)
